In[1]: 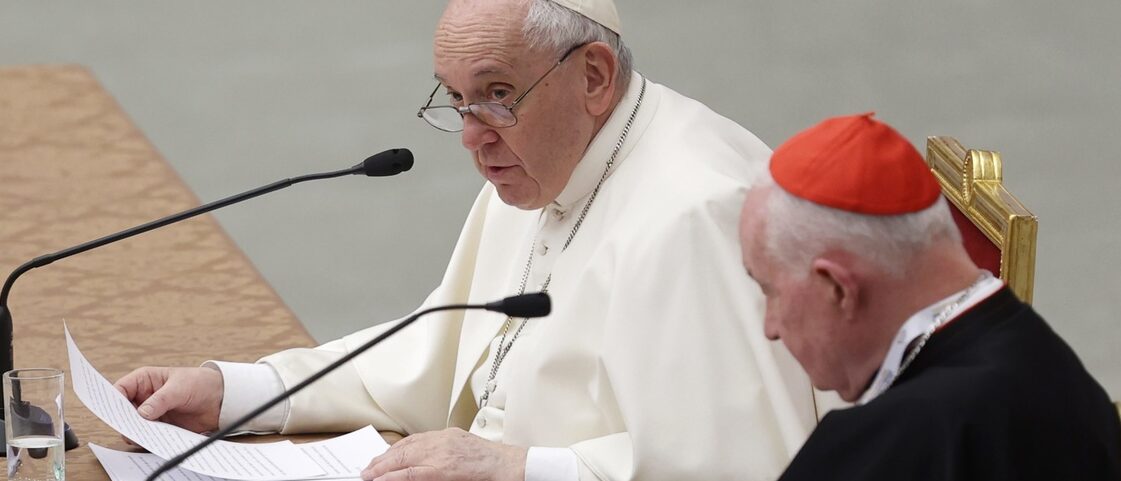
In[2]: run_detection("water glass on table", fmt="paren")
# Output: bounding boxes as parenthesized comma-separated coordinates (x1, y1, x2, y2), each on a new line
(4, 368, 65, 481)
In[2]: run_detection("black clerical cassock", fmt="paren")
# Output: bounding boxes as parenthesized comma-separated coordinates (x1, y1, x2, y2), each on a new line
(780, 287, 1121, 480)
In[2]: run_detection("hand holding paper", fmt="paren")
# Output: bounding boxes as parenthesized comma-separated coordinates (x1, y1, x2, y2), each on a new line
(114, 366, 224, 434)
(66, 326, 327, 480)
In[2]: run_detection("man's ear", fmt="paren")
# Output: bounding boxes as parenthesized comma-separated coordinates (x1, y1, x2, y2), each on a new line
(811, 257, 859, 320)
(579, 42, 618, 116)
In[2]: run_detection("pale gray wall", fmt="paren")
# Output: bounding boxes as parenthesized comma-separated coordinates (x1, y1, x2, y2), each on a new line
(2, 1, 1118, 398)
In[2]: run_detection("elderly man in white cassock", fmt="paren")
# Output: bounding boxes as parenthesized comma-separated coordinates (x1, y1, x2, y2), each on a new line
(114, 1, 818, 479)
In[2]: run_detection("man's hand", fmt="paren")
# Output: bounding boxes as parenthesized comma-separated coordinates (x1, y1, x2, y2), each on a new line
(113, 366, 223, 434)
(361, 428, 527, 481)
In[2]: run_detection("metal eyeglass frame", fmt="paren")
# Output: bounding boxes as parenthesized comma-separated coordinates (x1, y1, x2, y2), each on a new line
(416, 43, 587, 133)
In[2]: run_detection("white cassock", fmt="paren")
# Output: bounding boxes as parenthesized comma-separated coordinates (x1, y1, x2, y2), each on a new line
(216, 72, 818, 480)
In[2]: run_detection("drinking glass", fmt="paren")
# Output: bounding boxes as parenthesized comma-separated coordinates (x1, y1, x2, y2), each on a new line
(4, 368, 65, 481)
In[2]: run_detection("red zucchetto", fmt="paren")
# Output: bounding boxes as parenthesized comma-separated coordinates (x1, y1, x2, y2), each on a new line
(769, 112, 941, 215)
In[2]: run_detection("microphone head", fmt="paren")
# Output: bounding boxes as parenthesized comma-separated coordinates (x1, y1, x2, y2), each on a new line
(490, 292, 551, 318)
(360, 148, 413, 177)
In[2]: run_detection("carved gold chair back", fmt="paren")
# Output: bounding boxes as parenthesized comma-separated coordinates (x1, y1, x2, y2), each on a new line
(927, 138, 1121, 437)
(925, 136, 1038, 304)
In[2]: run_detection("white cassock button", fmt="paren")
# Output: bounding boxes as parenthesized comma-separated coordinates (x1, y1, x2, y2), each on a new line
(538, 241, 549, 256)
(551, 208, 566, 221)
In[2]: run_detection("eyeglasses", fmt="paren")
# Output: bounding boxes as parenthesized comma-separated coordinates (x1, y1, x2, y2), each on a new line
(417, 43, 586, 133)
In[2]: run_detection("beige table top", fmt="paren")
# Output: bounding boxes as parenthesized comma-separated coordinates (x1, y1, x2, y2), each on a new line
(0, 64, 320, 480)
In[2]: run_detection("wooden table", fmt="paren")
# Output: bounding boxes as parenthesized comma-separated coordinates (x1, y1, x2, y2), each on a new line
(0, 65, 319, 480)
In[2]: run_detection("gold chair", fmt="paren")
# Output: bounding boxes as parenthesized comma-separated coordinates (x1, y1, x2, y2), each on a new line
(928, 138, 1121, 426)
(925, 136, 1038, 303)
(927, 138, 1121, 415)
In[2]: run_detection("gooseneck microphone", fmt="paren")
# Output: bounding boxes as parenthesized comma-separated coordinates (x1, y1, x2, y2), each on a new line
(144, 292, 551, 481)
(0, 148, 413, 455)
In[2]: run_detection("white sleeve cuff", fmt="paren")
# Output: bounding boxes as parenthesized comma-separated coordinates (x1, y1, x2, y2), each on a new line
(202, 360, 289, 435)
(525, 447, 578, 481)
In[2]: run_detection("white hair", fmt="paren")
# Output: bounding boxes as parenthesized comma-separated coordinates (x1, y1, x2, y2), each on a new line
(754, 173, 962, 279)
(522, 0, 634, 92)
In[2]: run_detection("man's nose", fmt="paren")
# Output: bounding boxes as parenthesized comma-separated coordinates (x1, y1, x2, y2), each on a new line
(460, 114, 499, 151)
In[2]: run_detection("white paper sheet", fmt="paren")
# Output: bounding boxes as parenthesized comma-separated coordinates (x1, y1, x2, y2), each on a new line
(89, 426, 388, 481)
(65, 326, 325, 480)
(291, 426, 389, 477)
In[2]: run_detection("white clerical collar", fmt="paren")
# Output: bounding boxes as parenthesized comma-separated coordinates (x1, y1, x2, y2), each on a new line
(857, 272, 1004, 405)
(551, 70, 649, 210)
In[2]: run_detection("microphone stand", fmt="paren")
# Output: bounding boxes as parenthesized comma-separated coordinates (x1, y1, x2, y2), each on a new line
(0, 149, 413, 454)
(144, 293, 550, 481)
